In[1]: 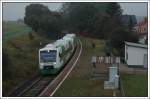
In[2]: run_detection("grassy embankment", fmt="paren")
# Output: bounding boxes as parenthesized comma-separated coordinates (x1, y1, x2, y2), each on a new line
(54, 36, 121, 96)
(121, 73, 148, 96)
(2, 21, 53, 96)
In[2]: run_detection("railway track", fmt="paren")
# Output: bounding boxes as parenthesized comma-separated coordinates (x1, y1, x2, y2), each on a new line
(20, 76, 55, 97)
(9, 76, 55, 97)
(8, 39, 82, 97)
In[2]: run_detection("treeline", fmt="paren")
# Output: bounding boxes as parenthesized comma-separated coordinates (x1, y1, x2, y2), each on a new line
(24, 4, 64, 39)
(24, 3, 139, 56)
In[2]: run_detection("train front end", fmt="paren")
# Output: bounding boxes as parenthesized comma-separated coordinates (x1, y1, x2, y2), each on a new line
(39, 47, 59, 75)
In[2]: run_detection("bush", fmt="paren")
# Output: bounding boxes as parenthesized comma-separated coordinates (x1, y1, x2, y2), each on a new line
(109, 28, 139, 56)
(9, 41, 22, 51)
(28, 32, 34, 40)
(24, 4, 63, 39)
(2, 49, 12, 80)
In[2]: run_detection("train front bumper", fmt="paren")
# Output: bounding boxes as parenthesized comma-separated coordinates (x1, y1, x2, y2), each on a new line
(40, 68, 60, 75)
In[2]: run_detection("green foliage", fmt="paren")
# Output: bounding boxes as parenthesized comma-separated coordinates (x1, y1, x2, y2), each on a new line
(62, 3, 97, 32)
(103, 3, 123, 38)
(24, 4, 63, 39)
(9, 41, 23, 51)
(62, 3, 105, 34)
(28, 32, 34, 40)
(106, 2, 122, 17)
(62, 2, 123, 40)
(2, 49, 13, 80)
(24, 4, 50, 31)
(109, 28, 139, 56)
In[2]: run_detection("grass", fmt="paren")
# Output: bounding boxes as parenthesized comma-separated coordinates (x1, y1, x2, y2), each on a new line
(53, 36, 121, 96)
(3, 21, 32, 42)
(2, 21, 54, 96)
(121, 73, 148, 97)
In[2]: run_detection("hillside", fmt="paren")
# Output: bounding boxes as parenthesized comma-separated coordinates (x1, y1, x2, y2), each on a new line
(2, 21, 53, 96)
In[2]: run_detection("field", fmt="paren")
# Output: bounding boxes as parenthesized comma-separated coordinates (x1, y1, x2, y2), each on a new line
(53, 36, 121, 96)
(3, 21, 32, 42)
(2, 21, 53, 96)
(121, 73, 148, 96)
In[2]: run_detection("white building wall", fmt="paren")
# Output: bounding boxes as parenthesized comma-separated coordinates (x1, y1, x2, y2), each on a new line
(126, 46, 147, 66)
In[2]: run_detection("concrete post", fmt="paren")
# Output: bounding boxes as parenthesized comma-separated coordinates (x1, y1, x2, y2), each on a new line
(114, 75, 119, 89)
(109, 66, 118, 82)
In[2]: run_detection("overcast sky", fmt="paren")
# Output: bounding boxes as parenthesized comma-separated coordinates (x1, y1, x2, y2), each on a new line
(119, 3, 147, 16)
(2, 2, 148, 21)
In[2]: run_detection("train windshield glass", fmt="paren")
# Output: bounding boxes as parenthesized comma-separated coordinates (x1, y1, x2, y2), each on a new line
(40, 50, 57, 62)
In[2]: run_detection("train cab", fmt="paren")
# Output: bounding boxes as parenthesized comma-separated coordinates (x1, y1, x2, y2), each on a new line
(39, 45, 60, 75)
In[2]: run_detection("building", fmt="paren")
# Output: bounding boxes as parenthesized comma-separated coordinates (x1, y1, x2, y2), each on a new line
(125, 41, 148, 68)
(133, 17, 148, 44)
(121, 15, 137, 27)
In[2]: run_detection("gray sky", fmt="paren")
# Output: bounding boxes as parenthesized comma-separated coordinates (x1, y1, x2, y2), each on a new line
(3, 3, 63, 21)
(119, 3, 148, 16)
(3, 2, 148, 21)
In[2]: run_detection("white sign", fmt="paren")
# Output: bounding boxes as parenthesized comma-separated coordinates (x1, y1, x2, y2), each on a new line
(92, 56, 120, 64)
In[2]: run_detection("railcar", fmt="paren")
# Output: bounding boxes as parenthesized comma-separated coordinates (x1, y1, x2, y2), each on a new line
(39, 34, 76, 75)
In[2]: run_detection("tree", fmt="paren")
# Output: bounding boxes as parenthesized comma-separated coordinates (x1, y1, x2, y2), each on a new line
(62, 3, 97, 33)
(62, 3, 112, 38)
(128, 16, 134, 32)
(24, 4, 63, 39)
(109, 27, 139, 56)
(24, 4, 50, 32)
(28, 32, 34, 40)
(106, 2, 122, 18)
(104, 3, 123, 38)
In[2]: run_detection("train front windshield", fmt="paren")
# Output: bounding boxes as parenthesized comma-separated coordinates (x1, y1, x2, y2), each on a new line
(40, 50, 57, 62)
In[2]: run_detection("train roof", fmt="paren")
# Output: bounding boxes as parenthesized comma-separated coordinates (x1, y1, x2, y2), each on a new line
(65, 34, 76, 38)
(55, 39, 66, 46)
(39, 43, 55, 50)
(39, 33, 75, 51)
(45, 44, 55, 47)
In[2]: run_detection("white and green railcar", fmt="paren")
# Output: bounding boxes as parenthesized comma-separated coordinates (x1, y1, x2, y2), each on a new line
(39, 34, 76, 75)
